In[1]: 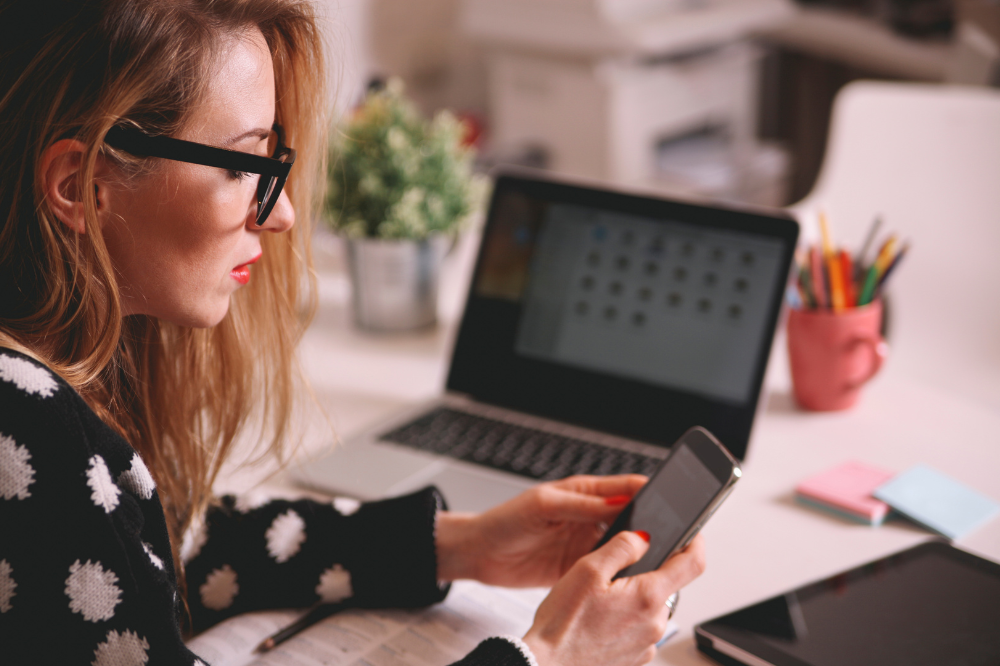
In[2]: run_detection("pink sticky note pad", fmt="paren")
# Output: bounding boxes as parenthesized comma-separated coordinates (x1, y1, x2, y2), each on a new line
(795, 461, 895, 525)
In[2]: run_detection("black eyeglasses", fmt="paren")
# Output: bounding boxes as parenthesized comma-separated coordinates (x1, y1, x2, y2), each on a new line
(104, 123, 296, 226)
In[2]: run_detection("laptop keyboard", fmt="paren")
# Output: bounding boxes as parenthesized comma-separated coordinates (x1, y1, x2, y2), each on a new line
(380, 407, 662, 481)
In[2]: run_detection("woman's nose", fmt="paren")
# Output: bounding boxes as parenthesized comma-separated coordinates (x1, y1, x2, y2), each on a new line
(254, 189, 295, 233)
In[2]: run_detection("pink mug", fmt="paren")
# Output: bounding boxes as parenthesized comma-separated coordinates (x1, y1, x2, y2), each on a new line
(787, 300, 888, 411)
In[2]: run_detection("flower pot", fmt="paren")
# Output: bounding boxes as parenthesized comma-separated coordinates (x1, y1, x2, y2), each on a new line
(346, 235, 450, 331)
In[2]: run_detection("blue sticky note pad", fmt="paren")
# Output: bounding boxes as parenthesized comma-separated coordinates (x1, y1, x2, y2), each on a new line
(874, 465, 1000, 540)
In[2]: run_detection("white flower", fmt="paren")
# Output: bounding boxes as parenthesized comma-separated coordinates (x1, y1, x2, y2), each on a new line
(316, 564, 353, 604)
(180, 513, 208, 564)
(386, 126, 410, 152)
(0, 433, 35, 500)
(142, 542, 164, 571)
(265, 510, 306, 563)
(332, 497, 360, 516)
(0, 354, 58, 397)
(386, 76, 406, 96)
(65, 560, 122, 622)
(200, 565, 239, 611)
(117, 454, 155, 500)
(0, 559, 15, 613)
(426, 193, 445, 221)
(92, 629, 149, 666)
(86, 456, 120, 514)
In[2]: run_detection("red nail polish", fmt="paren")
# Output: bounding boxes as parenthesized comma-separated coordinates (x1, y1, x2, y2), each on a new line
(604, 495, 631, 506)
(635, 530, 651, 543)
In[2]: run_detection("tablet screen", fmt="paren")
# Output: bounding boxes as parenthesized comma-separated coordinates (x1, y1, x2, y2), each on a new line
(697, 541, 1000, 666)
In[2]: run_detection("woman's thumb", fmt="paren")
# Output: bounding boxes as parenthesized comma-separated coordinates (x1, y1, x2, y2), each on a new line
(588, 531, 650, 579)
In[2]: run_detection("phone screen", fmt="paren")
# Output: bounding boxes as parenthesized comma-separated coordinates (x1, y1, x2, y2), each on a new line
(605, 442, 727, 578)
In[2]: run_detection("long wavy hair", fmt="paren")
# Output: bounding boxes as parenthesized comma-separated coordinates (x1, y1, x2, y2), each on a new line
(0, 0, 327, 598)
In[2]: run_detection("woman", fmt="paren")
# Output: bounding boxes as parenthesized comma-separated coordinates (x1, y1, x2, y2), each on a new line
(0, 1, 705, 664)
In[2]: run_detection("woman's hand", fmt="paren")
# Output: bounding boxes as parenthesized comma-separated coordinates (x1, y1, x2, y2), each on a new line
(523, 532, 706, 666)
(436, 474, 646, 587)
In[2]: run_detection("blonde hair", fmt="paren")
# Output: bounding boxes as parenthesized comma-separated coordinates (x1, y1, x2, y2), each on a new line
(0, 0, 327, 599)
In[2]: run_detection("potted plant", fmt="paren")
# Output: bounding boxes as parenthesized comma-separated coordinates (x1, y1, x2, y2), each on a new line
(324, 79, 483, 331)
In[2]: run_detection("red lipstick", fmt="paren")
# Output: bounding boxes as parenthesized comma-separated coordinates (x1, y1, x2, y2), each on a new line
(231, 253, 261, 285)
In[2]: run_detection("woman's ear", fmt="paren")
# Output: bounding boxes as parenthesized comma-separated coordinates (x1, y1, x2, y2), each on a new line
(39, 139, 109, 235)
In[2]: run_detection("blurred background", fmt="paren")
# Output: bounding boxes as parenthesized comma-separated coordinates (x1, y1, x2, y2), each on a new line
(320, 0, 999, 209)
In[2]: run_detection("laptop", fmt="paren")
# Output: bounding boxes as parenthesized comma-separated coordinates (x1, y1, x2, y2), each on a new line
(293, 173, 799, 512)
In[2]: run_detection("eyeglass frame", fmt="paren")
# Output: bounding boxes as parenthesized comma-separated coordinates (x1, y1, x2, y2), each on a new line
(103, 123, 296, 226)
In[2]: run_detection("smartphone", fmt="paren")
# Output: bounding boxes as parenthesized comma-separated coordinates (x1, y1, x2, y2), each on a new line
(593, 426, 741, 579)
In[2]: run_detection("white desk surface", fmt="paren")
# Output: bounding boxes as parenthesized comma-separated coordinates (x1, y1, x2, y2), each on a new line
(225, 226, 1000, 665)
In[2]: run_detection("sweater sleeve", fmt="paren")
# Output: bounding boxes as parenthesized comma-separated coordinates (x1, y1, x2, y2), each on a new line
(183, 487, 451, 633)
(0, 351, 203, 665)
(450, 637, 537, 666)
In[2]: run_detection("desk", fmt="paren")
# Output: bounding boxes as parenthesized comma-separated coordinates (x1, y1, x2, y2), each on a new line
(222, 226, 1000, 665)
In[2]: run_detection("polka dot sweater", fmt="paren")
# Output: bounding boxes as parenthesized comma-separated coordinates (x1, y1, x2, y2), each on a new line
(0, 350, 534, 666)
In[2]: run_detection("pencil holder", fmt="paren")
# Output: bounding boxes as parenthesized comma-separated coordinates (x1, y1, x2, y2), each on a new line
(787, 300, 888, 411)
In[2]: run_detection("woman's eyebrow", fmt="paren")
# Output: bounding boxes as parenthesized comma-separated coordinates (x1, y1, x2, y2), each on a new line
(223, 127, 272, 147)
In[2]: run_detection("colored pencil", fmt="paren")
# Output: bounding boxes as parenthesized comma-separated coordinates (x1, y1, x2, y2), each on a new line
(793, 214, 905, 312)
(810, 247, 828, 309)
(859, 236, 897, 305)
(819, 212, 845, 311)
(875, 242, 909, 296)
(874, 235, 899, 274)
(839, 250, 856, 307)
(857, 216, 883, 272)
(858, 264, 879, 306)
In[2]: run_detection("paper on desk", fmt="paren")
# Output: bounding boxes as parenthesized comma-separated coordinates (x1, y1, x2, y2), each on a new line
(186, 581, 546, 666)
(874, 465, 1000, 540)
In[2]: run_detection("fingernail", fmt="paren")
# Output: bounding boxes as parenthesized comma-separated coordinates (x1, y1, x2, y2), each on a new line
(634, 530, 651, 542)
(604, 495, 631, 506)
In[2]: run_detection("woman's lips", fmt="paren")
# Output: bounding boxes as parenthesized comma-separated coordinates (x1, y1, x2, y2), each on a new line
(231, 253, 262, 285)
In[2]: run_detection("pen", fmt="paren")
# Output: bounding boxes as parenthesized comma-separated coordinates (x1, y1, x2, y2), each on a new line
(255, 602, 349, 653)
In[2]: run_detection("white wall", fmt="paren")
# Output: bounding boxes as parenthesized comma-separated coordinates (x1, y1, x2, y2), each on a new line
(314, 0, 373, 116)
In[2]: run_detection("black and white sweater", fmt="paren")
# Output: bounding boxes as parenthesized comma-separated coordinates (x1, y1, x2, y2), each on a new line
(0, 349, 535, 666)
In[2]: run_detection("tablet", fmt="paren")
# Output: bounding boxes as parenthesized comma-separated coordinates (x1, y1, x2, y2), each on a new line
(696, 541, 1000, 666)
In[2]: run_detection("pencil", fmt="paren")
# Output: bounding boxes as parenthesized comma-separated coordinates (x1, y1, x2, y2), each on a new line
(839, 250, 855, 307)
(859, 236, 897, 305)
(827, 252, 845, 312)
(873, 235, 899, 274)
(255, 602, 348, 653)
(858, 264, 879, 307)
(818, 211, 835, 257)
(798, 265, 816, 308)
(810, 247, 828, 309)
(819, 213, 845, 311)
(857, 215, 883, 273)
(875, 242, 910, 296)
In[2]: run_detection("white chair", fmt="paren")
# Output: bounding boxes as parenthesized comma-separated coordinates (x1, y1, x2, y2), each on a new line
(788, 81, 1000, 411)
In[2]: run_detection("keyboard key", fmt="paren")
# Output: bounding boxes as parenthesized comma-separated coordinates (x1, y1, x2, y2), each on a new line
(380, 408, 660, 481)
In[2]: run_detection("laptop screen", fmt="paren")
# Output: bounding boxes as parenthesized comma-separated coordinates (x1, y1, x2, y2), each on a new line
(513, 203, 786, 405)
(449, 174, 798, 459)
